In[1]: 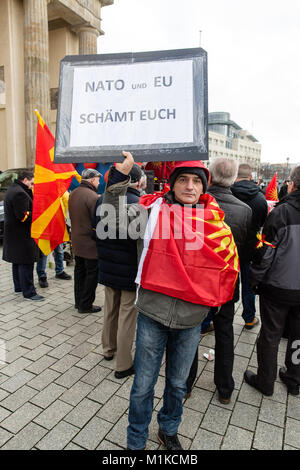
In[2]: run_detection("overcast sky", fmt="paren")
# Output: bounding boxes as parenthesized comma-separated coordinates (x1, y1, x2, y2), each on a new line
(98, 0, 300, 164)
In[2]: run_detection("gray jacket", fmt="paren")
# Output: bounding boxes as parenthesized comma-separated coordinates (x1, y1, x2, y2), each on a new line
(101, 173, 209, 329)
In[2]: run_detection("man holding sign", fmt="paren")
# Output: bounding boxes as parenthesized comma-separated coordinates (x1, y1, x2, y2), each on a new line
(98, 151, 239, 450)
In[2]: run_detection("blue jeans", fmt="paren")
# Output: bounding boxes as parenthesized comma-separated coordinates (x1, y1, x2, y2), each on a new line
(36, 244, 64, 278)
(240, 261, 256, 323)
(127, 313, 202, 450)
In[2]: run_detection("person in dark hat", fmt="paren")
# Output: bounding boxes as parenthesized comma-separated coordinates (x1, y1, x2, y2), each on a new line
(100, 152, 239, 450)
(125, 163, 143, 203)
(69, 168, 102, 313)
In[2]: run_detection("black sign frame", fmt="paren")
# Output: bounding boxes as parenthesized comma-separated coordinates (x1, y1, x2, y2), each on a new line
(54, 47, 208, 164)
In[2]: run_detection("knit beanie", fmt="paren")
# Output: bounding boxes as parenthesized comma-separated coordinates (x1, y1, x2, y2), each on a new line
(129, 164, 143, 183)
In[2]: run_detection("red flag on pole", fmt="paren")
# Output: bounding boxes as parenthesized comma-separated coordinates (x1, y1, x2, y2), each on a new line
(31, 110, 79, 255)
(265, 173, 278, 201)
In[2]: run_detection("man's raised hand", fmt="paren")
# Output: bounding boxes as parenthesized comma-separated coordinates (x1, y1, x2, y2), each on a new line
(115, 151, 135, 175)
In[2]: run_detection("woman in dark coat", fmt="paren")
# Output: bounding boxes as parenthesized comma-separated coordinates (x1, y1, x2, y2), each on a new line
(2, 171, 43, 301)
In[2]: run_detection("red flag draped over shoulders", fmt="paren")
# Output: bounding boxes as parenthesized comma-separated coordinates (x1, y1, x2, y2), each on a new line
(136, 191, 239, 307)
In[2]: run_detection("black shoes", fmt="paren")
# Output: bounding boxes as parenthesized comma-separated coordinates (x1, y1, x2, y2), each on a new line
(55, 271, 72, 280)
(244, 368, 299, 396)
(157, 429, 183, 450)
(39, 272, 71, 286)
(25, 294, 45, 302)
(218, 392, 231, 405)
(114, 366, 135, 379)
(39, 277, 48, 288)
(104, 355, 114, 361)
(279, 367, 299, 395)
(244, 370, 273, 396)
(78, 305, 102, 314)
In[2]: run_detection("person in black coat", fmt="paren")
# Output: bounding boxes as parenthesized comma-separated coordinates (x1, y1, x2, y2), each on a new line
(244, 166, 300, 396)
(94, 163, 143, 379)
(278, 180, 289, 200)
(186, 158, 252, 403)
(2, 170, 44, 301)
(231, 163, 268, 329)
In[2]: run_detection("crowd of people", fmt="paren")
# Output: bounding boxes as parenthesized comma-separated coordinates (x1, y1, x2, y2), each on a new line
(2, 154, 300, 450)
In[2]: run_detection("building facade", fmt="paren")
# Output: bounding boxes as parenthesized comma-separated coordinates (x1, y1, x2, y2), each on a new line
(208, 112, 262, 177)
(0, 0, 113, 170)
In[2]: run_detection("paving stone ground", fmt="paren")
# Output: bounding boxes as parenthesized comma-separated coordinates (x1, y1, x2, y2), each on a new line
(0, 246, 299, 450)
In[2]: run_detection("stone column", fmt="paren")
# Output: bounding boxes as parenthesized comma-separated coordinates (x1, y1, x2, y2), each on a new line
(78, 26, 99, 55)
(24, 0, 50, 167)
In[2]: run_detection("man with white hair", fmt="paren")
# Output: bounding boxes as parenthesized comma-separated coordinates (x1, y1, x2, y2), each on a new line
(208, 158, 252, 402)
(187, 157, 252, 403)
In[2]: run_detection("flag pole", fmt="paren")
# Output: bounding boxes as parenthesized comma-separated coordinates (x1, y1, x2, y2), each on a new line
(34, 109, 45, 127)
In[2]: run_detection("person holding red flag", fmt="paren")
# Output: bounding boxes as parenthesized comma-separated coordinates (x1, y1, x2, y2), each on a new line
(99, 151, 239, 450)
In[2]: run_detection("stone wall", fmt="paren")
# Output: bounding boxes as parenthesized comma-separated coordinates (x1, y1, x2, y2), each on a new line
(0, 0, 113, 169)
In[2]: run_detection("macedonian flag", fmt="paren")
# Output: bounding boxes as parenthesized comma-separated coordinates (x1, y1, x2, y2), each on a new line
(136, 191, 239, 307)
(31, 110, 79, 255)
(265, 173, 278, 201)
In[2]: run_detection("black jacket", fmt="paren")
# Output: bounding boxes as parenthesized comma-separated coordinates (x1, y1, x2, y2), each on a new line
(126, 187, 142, 204)
(231, 180, 268, 261)
(2, 180, 40, 264)
(208, 185, 252, 255)
(278, 183, 288, 200)
(94, 180, 140, 291)
(251, 189, 300, 305)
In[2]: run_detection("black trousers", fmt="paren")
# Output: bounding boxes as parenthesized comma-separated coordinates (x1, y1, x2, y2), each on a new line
(12, 263, 36, 298)
(74, 256, 98, 309)
(256, 294, 300, 393)
(186, 301, 235, 399)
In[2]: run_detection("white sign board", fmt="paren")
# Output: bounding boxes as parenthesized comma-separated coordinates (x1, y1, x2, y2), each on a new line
(54, 48, 208, 164)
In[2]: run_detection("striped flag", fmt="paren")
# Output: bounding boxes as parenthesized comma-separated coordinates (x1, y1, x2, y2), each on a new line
(31, 110, 79, 255)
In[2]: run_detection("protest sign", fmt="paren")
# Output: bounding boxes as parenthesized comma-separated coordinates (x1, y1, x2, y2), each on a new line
(54, 48, 208, 164)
